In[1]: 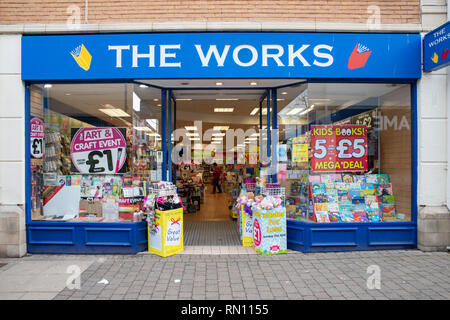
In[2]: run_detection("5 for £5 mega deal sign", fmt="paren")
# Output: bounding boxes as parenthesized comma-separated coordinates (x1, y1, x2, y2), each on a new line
(310, 125, 368, 172)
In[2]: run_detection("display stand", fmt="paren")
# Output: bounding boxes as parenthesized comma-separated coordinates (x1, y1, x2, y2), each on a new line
(252, 186, 287, 255)
(147, 186, 183, 257)
(239, 182, 255, 246)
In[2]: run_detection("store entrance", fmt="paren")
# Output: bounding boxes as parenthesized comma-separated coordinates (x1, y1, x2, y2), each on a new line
(171, 85, 266, 246)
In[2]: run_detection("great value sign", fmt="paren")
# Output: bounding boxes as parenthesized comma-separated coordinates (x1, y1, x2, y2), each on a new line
(70, 127, 127, 174)
(21, 32, 421, 80)
(310, 125, 368, 172)
(423, 21, 450, 72)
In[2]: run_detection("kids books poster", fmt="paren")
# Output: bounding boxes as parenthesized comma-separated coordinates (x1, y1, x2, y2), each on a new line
(70, 127, 127, 174)
(310, 125, 368, 172)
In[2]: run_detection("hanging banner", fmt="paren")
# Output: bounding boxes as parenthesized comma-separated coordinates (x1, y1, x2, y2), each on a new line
(310, 125, 368, 172)
(70, 127, 127, 174)
(30, 117, 45, 159)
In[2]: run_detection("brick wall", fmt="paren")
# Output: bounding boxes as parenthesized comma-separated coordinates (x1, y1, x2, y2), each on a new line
(0, 0, 420, 25)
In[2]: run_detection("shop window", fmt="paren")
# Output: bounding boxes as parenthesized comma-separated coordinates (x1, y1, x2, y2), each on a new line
(277, 83, 412, 223)
(29, 83, 162, 222)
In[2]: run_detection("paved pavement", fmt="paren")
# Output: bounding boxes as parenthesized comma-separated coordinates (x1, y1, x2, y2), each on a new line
(0, 249, 449, 300)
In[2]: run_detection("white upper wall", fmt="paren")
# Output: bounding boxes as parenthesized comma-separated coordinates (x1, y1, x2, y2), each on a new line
(0, 34, 24, 205)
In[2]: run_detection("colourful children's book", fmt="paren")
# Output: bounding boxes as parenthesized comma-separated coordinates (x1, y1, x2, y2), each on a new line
(339, 195, 351, 202)
(340, 210, 355, 222)
(382, 195, 395, 204)
(335, 182, 349, 196)
(353, 211, 369, 222)
(377, 183, 393, 196)
(365, 174, 378, 184)
(309, 175, 322, 183)
(315, 202, 328, 212)
(380, 203, 396, 220)
(354, 175, 367, 183)
(367, 207, 382, 222)
(324, 182, 335, 193)
(361, 183, 376, 196)
(321, 174, 342, 183)
(349, 188, 362, 199)
(314, 194, 328, 203)
(342, 174, 354, 183)
(352, 196, 365, 205)
(377, 174, 389, 183)
(311, 183, 327, 195)
(364, 195, 379, 208)
(315, 211, 330, 223)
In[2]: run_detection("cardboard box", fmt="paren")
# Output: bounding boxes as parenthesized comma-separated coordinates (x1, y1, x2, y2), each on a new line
(79, 199, 102, 217)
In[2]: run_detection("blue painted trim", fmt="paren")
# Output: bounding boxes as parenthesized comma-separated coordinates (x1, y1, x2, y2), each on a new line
(28, 226, 76, 245)
(172, 98, 177, 184)
(84, 227, 132, 246)
(271, 88, 278, 183)
(411, 82, 418, 229)
(161, 88, 167, 181)
(25, 84, 31, 226)
(266, 89, 271, 182)
(168, 89, 172, 182)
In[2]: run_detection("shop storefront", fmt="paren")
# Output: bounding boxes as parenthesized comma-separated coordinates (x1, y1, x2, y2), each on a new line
(22, 32, 421, 254)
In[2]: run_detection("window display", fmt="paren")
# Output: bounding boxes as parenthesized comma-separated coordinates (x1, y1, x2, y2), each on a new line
(29, 83, 163, 223)
(277, 83, 412, 224)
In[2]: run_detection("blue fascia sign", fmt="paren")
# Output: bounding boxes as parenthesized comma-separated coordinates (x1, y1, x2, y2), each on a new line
(423, 21, 450, 72)
(22, 32, 421, 81)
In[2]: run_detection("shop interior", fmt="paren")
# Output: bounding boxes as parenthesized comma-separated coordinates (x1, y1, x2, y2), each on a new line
(29, 79, 412, 246)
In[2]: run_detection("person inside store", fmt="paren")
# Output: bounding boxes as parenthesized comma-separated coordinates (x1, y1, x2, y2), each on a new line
(212, 162, 222, 194)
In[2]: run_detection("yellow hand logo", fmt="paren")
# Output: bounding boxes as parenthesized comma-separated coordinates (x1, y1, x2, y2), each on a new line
(431, 52, 439, 64)
(70, 44, 92, 71)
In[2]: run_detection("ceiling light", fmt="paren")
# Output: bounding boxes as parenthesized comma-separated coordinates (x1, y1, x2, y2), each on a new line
(133, 92, 141, 112)
(186, 132, 199, 137)
(250, 108, 259, 116)
(134, 126, 151, 131)
(99, 108, 131, 117)
(44, 84, 52, 88)
(211, 141, 222, 144)
(214, 108, 234, 113)
(212, 133, 226, 137)
(286, 108, 304, 116)
(215, 82, 223, 86)
(261, 108, 272, 115)
(146, 133, 161, 137)
(189, 137, 200, 141)
(245, 137, 258, 141)
(277, 99, 285, 101)
(139, 84, 148, 88)
(65, 93, 71, 96)
(157, 104, 161, 107)
(212, 137, 223, 141)
(146, 119, 158, 131)
(153, 98, 159, 101)
(251, 132, 259, 136)
(185, 126, 197, 131)
(250, 82, 258, 86)
(213, 126, 229, 131)
(216, 98, 238, 101)
(176, 98, 192, 101)
(281, 91, 288, 95)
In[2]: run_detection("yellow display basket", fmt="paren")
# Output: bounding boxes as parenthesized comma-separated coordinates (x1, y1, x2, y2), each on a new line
(148, 207, 183, 257)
